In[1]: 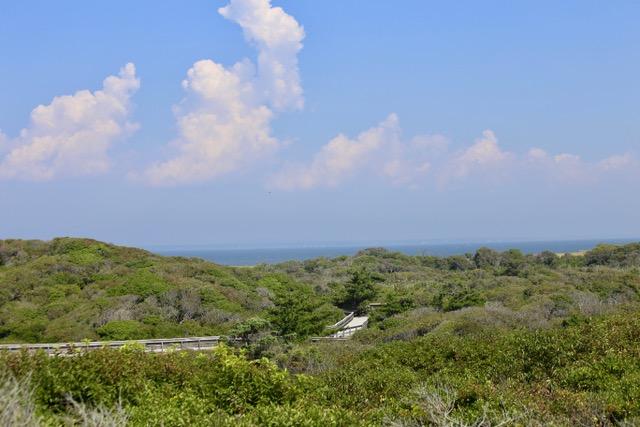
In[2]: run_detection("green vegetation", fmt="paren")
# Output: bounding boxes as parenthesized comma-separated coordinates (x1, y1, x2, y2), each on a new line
(333, 269, 380, 312)
(0, 238, 338, 343)
(2, 238, 640, 425)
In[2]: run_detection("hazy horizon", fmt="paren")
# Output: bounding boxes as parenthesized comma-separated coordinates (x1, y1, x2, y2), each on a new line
(144, 236, 640, 251)
(150, 237, 640, 266)
(1, 233, 639, 252)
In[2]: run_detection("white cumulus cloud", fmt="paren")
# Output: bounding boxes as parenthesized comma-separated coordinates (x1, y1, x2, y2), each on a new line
(271, 112, 456, 190)
(270, 113, 639, 191)
(219, 0, 304, 111)
(524, 148, 638, 184)
(598, 153, 637, 172)
(438, 130, 513, 185)
(270, 114, 401, 190)
(526, 148, 592, 182)
(0, 63, 139, 181)
(142, 0, 304, 186)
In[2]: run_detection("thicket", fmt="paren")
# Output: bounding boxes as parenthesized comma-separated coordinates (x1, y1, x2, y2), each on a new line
(2, 238, 640, 425)
(0, 345, 360, 426)
(0, 238, 339, 343)
(265, 242, 640, 335)
(1, 310, 640, 425)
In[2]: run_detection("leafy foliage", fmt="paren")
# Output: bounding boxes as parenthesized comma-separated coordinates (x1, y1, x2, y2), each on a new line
(333, 269, 379, 311)
(2, 238, 640, 425)
(97, 320, 150, 340)
(268, 276, 341, 340)
(0, 238, 333, 343)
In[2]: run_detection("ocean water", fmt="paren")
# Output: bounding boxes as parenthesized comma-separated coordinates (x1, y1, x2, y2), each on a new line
(154, 239, 636, 266)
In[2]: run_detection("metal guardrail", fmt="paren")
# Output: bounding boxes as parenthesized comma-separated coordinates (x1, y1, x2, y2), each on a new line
(0, 336, 222, 354)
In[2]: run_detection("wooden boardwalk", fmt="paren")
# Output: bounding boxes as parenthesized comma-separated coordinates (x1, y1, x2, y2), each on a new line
(312, 312, 369, 341)
(329, 316, 369, 338)
(0, 336, 222, 355)
(0, 313, 370, 354)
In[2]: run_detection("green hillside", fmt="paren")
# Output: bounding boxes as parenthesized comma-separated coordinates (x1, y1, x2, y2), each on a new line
(1, 238, 640, 425)
(0, 237, 339, 343)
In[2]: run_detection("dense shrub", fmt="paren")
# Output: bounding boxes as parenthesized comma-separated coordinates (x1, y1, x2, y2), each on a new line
(0, 344, 365, 426)
(97, 320, 150, 340)
(432, 282, 486, 312)
(315, 310, 640, 424)
(333, 269, 380, 311)
(1, 238, 640, 424)
(0, 238, 331, 343)
(584, 243, 640, 267)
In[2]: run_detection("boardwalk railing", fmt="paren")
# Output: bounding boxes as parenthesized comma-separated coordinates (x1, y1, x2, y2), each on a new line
(0, 336, 222, 355)
(1, 315, 372, 353)
(326, 312, 355, 330)
(312, 316, 369, 341)
(330, 323, 367, 339)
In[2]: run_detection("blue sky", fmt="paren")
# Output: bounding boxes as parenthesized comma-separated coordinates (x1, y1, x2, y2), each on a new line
(1, 0, 639, 247)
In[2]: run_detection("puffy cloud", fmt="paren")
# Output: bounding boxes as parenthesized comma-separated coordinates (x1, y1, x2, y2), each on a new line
(142, 0, 304, 186)
(526, 147, 547, 161)
(270, 113, 454, 190)
(219, 0, 304, 111)
(526, 148, 639, 183)
(271, 112, 638, 191)
(0, 64, 139, 181)
(142, 60, 278, 185)
(438, 130, 513, 184)
(527, 148, 593, 183)
(598, 153, 636, 172)
(270, 114, 400, 190)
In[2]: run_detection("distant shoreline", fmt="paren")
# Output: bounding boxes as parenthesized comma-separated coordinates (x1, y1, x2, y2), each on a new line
(154, 238, 637, 266)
